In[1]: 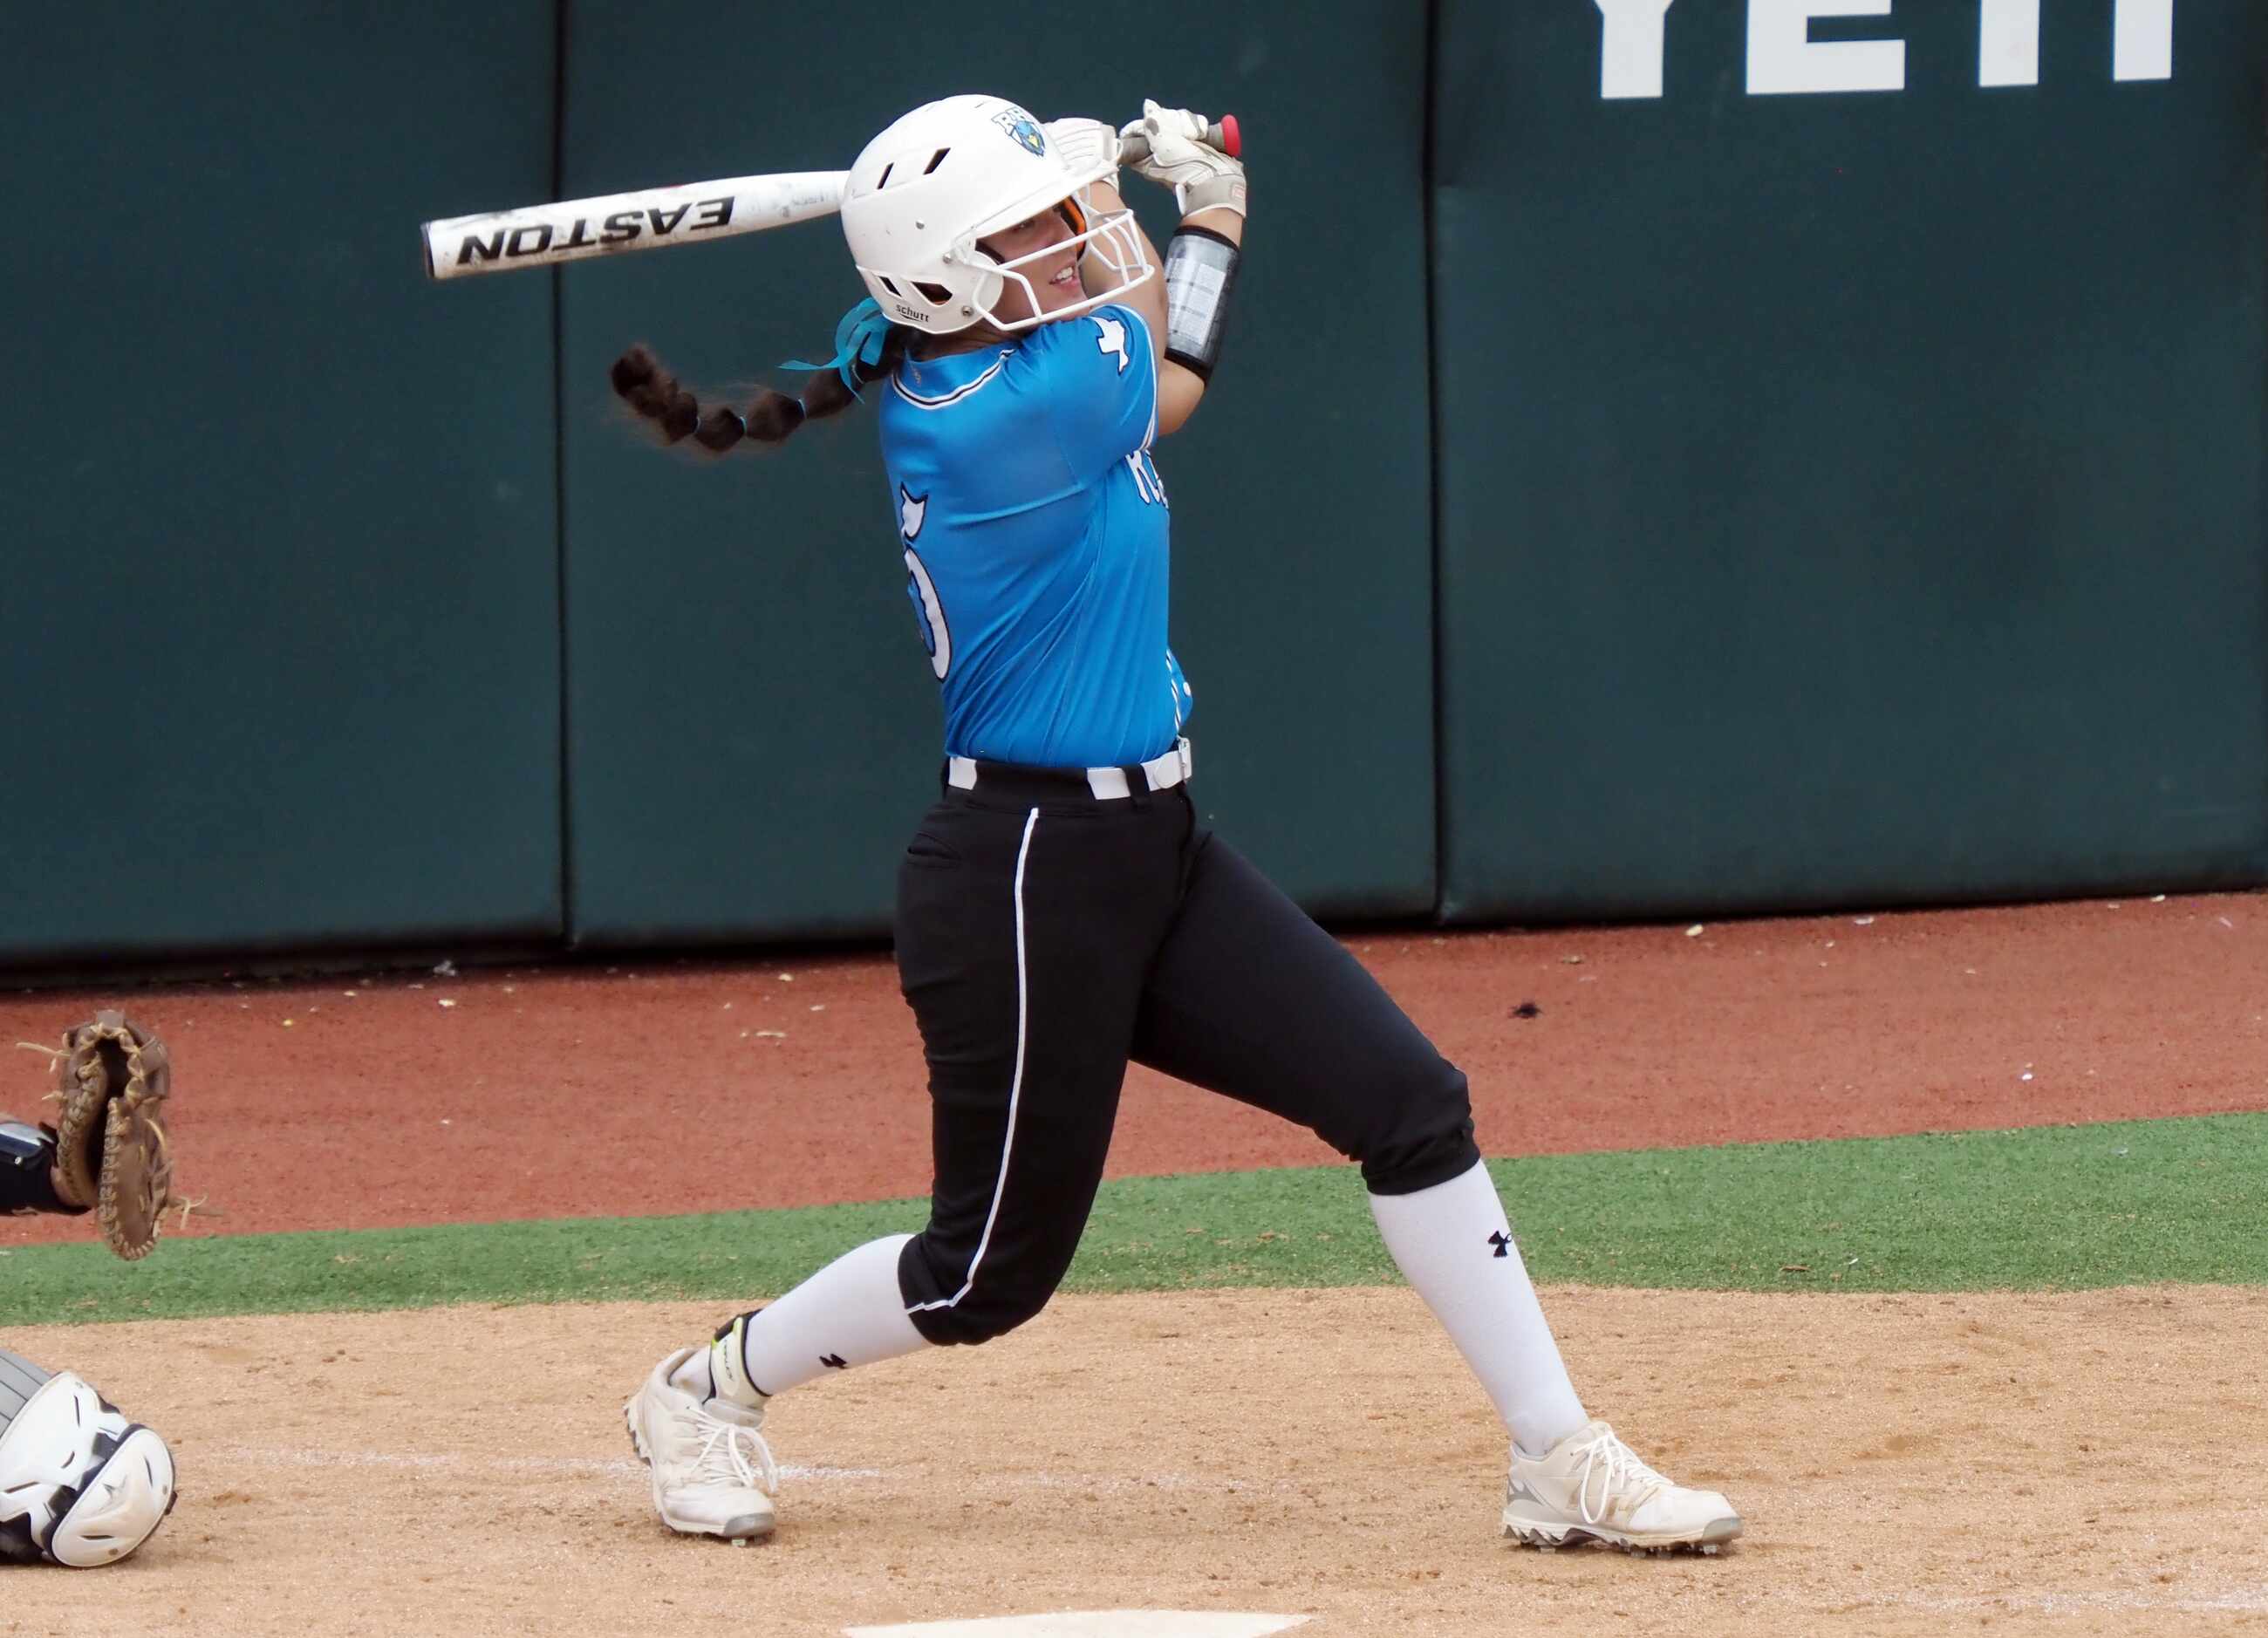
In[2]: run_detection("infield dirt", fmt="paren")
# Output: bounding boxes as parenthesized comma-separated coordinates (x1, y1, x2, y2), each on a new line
(5, 1285, 2265, 1637)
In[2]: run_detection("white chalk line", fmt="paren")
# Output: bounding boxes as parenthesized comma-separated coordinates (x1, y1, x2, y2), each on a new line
(211, 1445, 881, 1482)
(174, 1450, 2268, 1623)
(1876, 1586, 2268, 1615)
(208, 1444, 1272, 1494)
(845, 1616, 1310, 1638)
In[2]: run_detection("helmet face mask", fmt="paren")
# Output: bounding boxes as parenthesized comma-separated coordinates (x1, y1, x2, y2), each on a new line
(956, 195, 1150, 332)
(841, 95, 1155, 336)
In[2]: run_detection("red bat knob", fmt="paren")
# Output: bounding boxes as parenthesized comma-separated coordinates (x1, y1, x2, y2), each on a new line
(1118, 114, 1241, 167)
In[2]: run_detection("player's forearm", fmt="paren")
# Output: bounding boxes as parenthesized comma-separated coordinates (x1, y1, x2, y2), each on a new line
(1183, 204, 1244, 248)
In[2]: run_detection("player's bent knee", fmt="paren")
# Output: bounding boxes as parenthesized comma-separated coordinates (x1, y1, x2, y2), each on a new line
(0, 1369, 177, 1566)
(901, 1218, 1080, 1347)
(905, 1282, 1056, 1348)
(1352, 1069, 1482, 1196)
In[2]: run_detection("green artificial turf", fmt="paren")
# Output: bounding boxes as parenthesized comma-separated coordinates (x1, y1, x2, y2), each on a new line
(2, 1113, 2261, 1327)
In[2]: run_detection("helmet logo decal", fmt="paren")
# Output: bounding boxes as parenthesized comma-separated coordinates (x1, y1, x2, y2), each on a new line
(992, 106, 1048, 158)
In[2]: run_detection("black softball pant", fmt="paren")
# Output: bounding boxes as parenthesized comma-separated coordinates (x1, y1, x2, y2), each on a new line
(892, 768, 1480, 1348)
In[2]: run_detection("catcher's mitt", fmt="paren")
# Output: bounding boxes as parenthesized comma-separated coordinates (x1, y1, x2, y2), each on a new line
(45, 1012, 173, 1260)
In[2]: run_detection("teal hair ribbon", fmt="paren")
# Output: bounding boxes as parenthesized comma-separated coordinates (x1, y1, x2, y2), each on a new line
(782, 297, 892, 397)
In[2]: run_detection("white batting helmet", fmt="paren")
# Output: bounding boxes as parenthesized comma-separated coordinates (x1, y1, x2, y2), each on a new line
(0, 1356, 176, 1567)
(840, 94, 1152, 335)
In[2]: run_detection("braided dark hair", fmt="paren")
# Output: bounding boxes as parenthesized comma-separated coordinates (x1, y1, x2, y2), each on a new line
(609, 328, 915, 454)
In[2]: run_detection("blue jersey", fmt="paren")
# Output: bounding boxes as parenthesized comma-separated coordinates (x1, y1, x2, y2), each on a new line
(877, 304, 1193, 769)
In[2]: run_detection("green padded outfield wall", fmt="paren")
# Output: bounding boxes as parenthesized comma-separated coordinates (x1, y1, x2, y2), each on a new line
(557, 0, 1437, 945)
(1434, 1, 2268, 922)
(1, 7, 564, 966)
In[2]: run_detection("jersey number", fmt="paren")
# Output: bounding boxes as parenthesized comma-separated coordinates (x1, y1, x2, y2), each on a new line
(905, 549, 952, 681)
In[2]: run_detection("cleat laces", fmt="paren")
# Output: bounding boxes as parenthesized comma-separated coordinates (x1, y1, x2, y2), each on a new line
(680, 1404, 778, 1497)
(1562, 1425, 1670, 1525)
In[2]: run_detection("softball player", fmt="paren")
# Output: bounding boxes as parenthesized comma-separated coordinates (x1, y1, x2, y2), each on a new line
(624, 94, 1742, 1555)
(0, 1119, 178, 1566)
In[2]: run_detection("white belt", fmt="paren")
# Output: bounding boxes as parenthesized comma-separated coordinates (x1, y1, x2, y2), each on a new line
(947, 737, 1192, 800)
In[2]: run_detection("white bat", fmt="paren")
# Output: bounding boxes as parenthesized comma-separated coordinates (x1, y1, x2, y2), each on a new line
(420, 119, 1237, 283)
(422, 172, 849, 281)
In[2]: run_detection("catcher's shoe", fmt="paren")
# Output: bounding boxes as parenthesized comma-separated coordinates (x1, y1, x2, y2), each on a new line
(1502, 1419, 1741, 1555)
(625, 1348, 777, 1541)
(0, 1363, 178, 1566)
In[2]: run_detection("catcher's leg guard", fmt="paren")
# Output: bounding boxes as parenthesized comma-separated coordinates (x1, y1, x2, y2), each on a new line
(0, 1354, 177, 1566)
(0, 1120, 75, 1216)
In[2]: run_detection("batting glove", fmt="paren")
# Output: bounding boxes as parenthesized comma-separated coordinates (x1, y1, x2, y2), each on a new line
(1117, 99, 1246, 219)
(1044, 116, 1121, 182)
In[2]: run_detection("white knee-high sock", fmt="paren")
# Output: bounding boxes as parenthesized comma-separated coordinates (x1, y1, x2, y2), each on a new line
(1368, 1159, 1588, 1453)
(673, 1233, 931, 1404)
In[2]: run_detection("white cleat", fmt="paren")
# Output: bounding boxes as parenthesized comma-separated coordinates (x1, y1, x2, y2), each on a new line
(625, 1347, 778, 1541)
(1502, 1418, 1742, 1555)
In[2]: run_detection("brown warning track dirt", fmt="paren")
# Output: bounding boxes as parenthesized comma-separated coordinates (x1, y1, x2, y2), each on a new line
(4, 1287, 2265, 1638)
(3, 891, 2263, 1242)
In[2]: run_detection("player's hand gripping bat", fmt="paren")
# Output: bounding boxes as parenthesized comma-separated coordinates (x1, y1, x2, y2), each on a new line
(420, 116, 1239, 282)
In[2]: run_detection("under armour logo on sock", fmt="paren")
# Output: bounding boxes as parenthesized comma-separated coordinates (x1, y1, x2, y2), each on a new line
(1487, 1231, 1513, 1259)
(820, 1353, 848, 1369)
